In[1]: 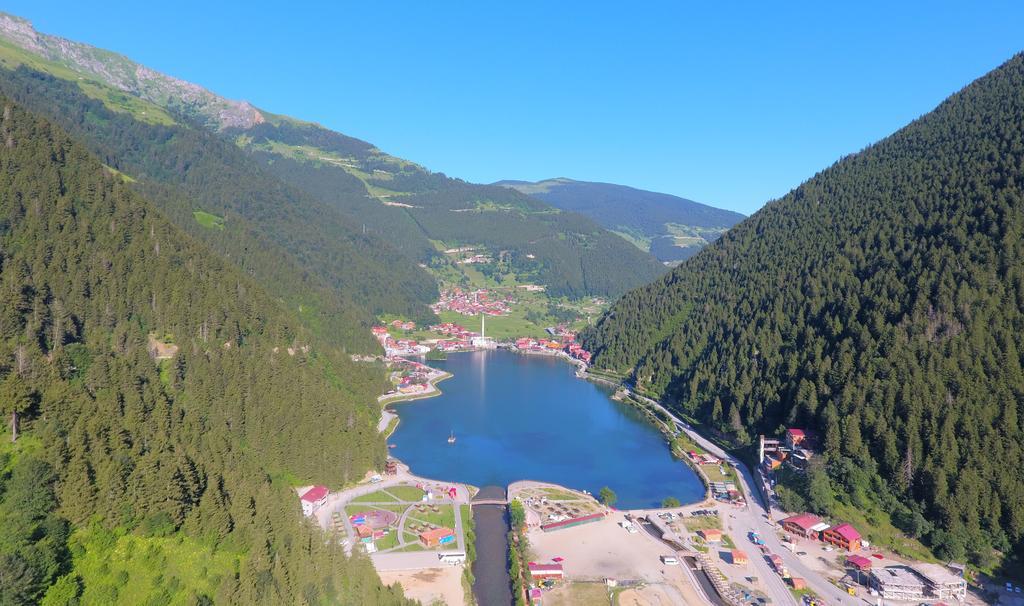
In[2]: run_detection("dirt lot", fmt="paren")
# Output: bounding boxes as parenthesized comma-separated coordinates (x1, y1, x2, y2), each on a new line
(377, 566, 464, 606)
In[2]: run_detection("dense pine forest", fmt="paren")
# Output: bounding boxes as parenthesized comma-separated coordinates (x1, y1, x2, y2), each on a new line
(583, 54, 1024, 568)
(0, 66, 439, 345)
(0, 99, 410, 604)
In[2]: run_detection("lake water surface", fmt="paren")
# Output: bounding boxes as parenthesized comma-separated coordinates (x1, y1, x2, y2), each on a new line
(390, 350, 703, 509)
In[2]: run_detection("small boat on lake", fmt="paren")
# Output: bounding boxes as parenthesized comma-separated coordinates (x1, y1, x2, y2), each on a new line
(447, 431, 456, 444)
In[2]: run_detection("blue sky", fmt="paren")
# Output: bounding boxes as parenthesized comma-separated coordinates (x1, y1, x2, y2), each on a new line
(7, 2, 1023, 214)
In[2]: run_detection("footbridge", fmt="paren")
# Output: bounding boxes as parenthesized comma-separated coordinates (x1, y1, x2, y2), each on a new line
(471, 485, 508, 507)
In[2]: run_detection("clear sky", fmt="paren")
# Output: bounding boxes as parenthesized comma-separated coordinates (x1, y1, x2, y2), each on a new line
(6, 1, 1023, 214)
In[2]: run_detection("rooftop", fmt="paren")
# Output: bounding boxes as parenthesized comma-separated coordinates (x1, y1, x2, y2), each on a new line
(782, 513, 821, 530)
(872, 566, 925, 589)
(528, 563, 564, 572)
(300, 485, 329, 502)
(912, 563, 965, 586)
(419, 527, 455, 541)
(829, 522, 862, 541)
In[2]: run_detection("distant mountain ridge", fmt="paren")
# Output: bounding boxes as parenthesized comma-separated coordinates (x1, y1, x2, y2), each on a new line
(496, 177, 745, 263)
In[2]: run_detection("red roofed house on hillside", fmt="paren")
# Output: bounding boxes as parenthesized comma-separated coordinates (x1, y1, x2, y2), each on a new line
(781, 513, 822, 538)
(785, 428, 806, 448)
(822, 522, 862, 551)
(299, 485, 329, 516)
(846, 555, 872, 571)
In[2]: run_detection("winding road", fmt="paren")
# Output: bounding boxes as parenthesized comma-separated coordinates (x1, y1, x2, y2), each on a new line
(624, 387, 871, 606)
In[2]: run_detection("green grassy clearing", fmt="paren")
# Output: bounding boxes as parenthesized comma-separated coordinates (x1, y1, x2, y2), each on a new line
(65, 524, 240, 606)
(373, 529, 400, 551)
(350, 489, 398, 503)
(386, 486, 426, 502)
(684, 516, 722, 532)
(407, 504, 456, 530)
(192, 210, 225, 230)
(541, 488, 582, 501)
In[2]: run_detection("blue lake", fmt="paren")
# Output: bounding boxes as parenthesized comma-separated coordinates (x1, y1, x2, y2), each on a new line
(389, 350, 704, 509)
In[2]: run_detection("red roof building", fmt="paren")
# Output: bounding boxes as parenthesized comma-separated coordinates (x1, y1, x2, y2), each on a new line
(822, 523, 862, 551)
(299, 485, 329, 516)
(846, 555, 873, 570)
(731, 549, 749, 565)
(781, 513, 822, 538)
(528, 563, 564, 580)
(785, 428, 807, 448)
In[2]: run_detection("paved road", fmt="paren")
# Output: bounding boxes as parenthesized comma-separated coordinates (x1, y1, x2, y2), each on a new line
(626, 388, 871, 606)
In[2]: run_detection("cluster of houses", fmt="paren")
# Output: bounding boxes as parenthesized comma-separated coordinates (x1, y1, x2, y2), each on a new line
(430, 288, 511, 316)
(372, 325, 430, 356)
(390, 319, 417, 331)
(428, 322, 480, 352)
(514, 333, 592, 364)
(780, 512, 864, 551)
(760, 428, 816, 472)
(389, 358, 439, 395)
(455, 254, 493, 265)
(526, 562, 565, 605)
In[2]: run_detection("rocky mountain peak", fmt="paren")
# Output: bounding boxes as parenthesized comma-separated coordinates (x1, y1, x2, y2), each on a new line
(0, 12, 264, 130)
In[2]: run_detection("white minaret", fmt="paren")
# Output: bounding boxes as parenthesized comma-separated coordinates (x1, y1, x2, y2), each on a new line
(481, 313, 486, 339)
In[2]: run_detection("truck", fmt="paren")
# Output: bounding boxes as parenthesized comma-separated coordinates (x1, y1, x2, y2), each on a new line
(748, 531, 765, 545)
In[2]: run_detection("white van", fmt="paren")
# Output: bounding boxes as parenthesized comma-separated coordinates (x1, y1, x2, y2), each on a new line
(661, 555, 679, 566)
(438, 552, 467, 565)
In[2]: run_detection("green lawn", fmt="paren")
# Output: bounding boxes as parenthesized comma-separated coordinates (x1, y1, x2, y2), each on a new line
(192, 210, 225, 230)
(722, 534, 736, 549)
(684, 516, 722, 532)
(350, 489, 398, 503)
(386, 485, 426, 502)
(541, 487, 582, 501)
(407, 504, 456, 530)
(373, 529, 400, 551)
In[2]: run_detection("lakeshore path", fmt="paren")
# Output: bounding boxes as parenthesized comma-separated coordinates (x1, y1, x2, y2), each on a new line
(622, 386, 872, 606)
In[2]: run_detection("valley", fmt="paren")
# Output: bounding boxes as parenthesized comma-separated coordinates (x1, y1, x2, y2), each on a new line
(0, 7, 1021, 606)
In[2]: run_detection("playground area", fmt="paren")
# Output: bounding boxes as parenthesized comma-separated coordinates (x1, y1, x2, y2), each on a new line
(325, 482, 467, 556)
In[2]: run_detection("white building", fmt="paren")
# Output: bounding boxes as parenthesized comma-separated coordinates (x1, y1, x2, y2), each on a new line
(299, 485, 329, 516)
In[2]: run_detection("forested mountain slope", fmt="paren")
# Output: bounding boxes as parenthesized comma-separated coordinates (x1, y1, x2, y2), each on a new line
(0, 99, 408, 604)
(496, 178, 744, 263)
(583, 54, 1024, 566)
(238, 113, 667, 299)
(0, 12, 665, 300)
(0, 66, 438, 346)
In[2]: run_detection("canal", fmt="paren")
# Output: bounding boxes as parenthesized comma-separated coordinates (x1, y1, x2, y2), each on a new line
(470, 486, 513, 606)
